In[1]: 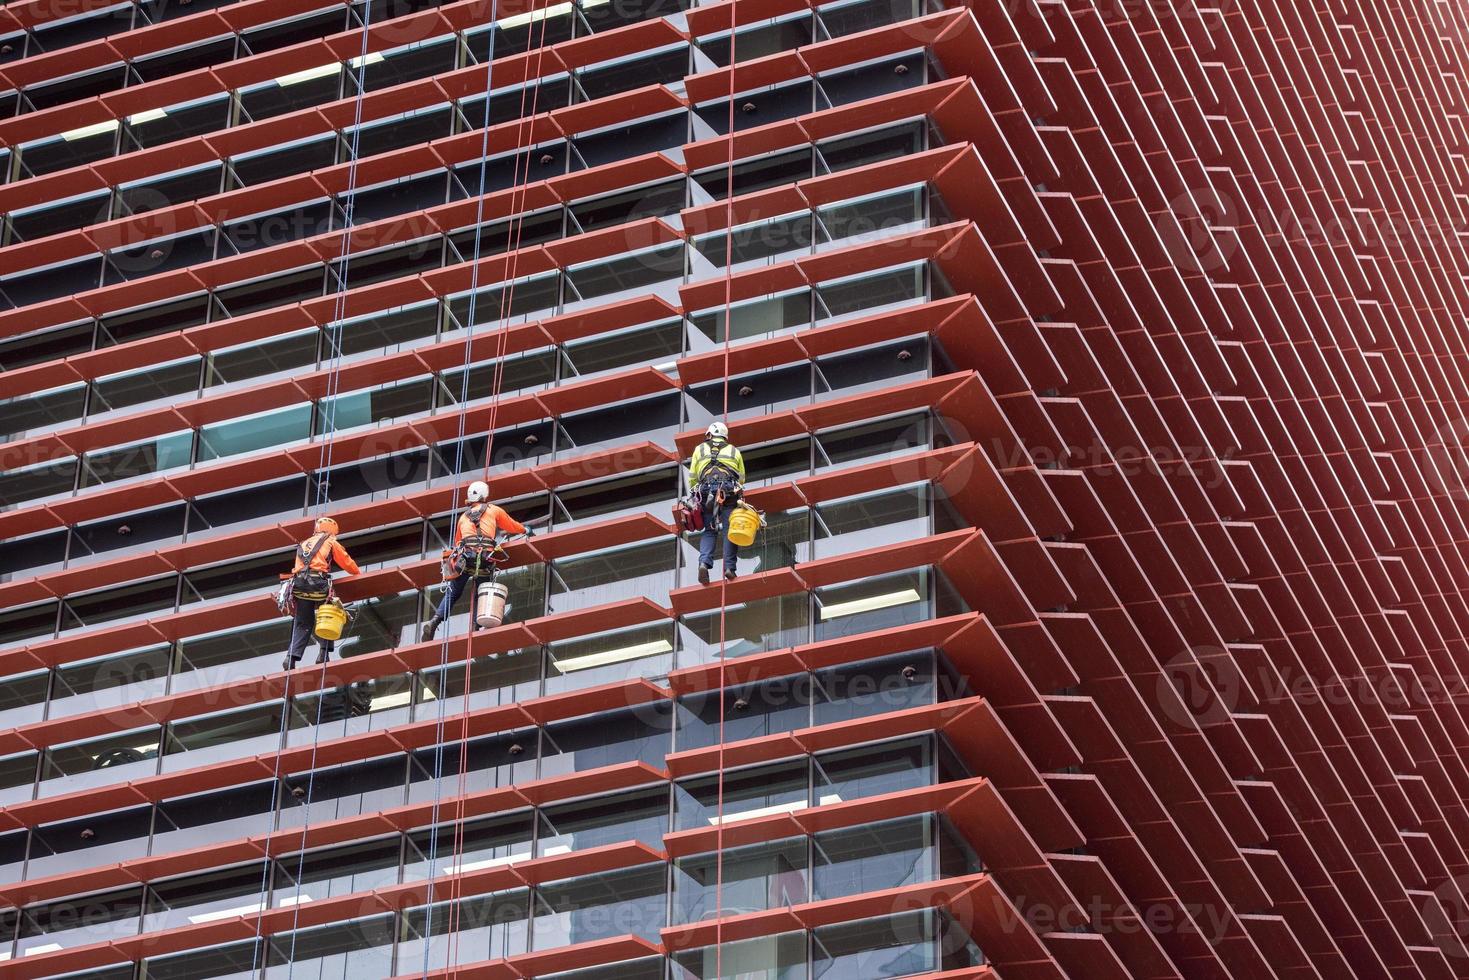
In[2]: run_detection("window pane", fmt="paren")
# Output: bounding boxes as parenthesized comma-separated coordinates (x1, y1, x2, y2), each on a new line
(81, 432, 192, 486)
(198, 405, 311, 460)
(674, 838, 808, 925)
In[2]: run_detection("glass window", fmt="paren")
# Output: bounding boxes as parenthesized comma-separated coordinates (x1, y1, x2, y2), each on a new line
(815, 414, 927, 470)
(206, 329, 321, 388)
(406, 811, 535, 879)
(672, 930, 807, 980)
(695, 213, 814, 267)
(223, 199, 336, 254)
(694, 148, 812, 200)
(99, 295, 211, 346)
(274, 838, 403, 905)
(215, 267, 328, 316)
(29, 807, 153, 881)
(818, 121, 925, 171)
(318, 377, 435, 433)
(697, 15, 812, 66)
(91, 358, 201, 414)
(0, 603, 59, 646)
(16, 887, 143, 957)
(43, 728, 161, 782)
(532, 863, 667, 947)
(816, 265, 922, 319)
(363, 36, 457, 91)
(813, 815, 932, 900)
(559, 393, 681, 453)
(543, 707, 671, 775)
(9, 190, 110, 240)
(678, 593, 809, 666)
(0, 752, 36, 806)
(813, 910, 946, 977)
(566, 244, 684, 301)
(0, 383, 86, 439)
(145, 938, 264, 980)
(816, 336, 928, 396)
(276, 757, 407, 828)
(574, 112, 688, 170)
(580, 0, 686, 32)
(812, 652, 935, 727)
(563, 319, 682, 377)
(124, 94, 233, 151)
(677, 673, 811, 752)
(242, 66, 346, 121)
(816, 187, 923, 243)
(418, 648, 541, 719)
(546, 620, 672, 690)
(153, 782, 277, 853)
(0, 670, 48, 730)
(0, 321, 92, 371)
(232, 135, 339, 186)
(569, 182, 684, 233)
(439, 348, 557, 404)
(557, 467, 676, 524)
(51, 645, 172, 716)
(189, 476, 307, 535)
(18, 128, 117, 178)
(818, 0, 921, 37)
(65, 577, 178, 628)
(80, 431, 192, 486)
(539, 786, 668, 854)
(818, 52, 926, 108)
(197, 404, 311, 461)
(813, 735, 932, 804)
(118, 164, 225, 215)
(174, 621, 292, 690)
(0, 257, 101, 308)
(673, 838, 808, 925)
(676, 759, 808, 830)
(0, 528, 67, 578)
(262, 915, 396, 979)
(814, 569, 928, 641)
(577, 46, 688, 101)
(691, 291, 810, 345)
(0, 463, 69, 520)
(813, 486, 929, 558)
(145, 863, 271, 932)
(164, 702, 285, 768)
(354, 108, 454, 158)
(408, 729, 536, 803)
(399, 889, 530, 969)
(550, 539, 675, 612)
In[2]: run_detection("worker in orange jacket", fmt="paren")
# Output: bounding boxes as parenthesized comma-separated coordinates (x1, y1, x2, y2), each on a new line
(283, 516, 360, 670)
(422, 480, 528, 640)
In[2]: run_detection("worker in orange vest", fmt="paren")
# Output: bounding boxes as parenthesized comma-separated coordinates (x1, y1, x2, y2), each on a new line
(422, 480, 529, 640)
(283, 516, 360, 670)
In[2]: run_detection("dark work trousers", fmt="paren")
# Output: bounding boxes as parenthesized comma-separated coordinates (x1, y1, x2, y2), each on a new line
(287, 598, 334, 665)
(436, 573, 487, 621)
(698, 499, 739, 574)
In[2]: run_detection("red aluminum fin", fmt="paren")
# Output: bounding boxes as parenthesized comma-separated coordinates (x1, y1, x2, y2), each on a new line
(664, 647, 804, 696)
(526, 512, 671, 563)
(526, 596, 670, 646)
(667, 567, 805, 617)
(793, 612, 979, 675)
(664, 732, 803, 778)
(684, 49, 805, 105)
(662, 811, 803, 858)
(677, 260, 806, 314)
(681, 118, 806, 172)
(505, 935, 663, 978)
(792, 527, 971, 589)
(683, 0, 811, 36)
(661, 907, 804, 952)
(519, 678, 670, 727)
(519, 840, 664, 886)
(793, 696, 981, 754)
(517, 760, 667, 806)
(675, 334, 804, 386)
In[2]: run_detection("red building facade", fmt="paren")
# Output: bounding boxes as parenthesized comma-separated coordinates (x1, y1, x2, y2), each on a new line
(0, 0, 1467, 977)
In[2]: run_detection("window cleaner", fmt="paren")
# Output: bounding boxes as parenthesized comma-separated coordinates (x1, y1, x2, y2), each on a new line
(686, 421, 747, 585)
(280, 517, 361, 670)
(421, 480, 534, 641)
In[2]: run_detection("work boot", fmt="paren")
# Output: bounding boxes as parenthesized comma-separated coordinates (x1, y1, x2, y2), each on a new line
(314, 647, 331, 666)
(283, 657, 296, 672)
(725, 568, 737, 581)
(422, 615, 443, 642)
(697, 565, 710, 586)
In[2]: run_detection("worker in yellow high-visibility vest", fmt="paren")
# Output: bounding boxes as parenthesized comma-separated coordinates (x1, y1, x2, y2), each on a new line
(686, 421, 746, 584)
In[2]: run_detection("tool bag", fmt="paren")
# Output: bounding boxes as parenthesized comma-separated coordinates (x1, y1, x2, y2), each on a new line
(291, 534, 334, 601)
(673, 494, 704, 533)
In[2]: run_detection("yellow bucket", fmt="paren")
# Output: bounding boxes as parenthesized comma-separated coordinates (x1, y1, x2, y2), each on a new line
(727, 505, 760, 548)
(314, 600, 348, 641)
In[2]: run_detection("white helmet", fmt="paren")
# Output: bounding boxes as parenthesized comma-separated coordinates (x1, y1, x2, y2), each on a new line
(706, 421, 729, 442)
(467, 480, 489, 503)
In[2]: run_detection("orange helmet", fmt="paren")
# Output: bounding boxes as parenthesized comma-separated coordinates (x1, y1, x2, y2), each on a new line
(315, 517, 339, 535)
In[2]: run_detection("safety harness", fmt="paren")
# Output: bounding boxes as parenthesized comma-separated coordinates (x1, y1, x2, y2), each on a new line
(291, 533, 336, 601)
(448, 504, 504, 580)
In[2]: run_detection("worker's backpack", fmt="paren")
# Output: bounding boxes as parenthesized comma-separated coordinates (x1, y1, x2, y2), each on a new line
(291, 534, 334, 601)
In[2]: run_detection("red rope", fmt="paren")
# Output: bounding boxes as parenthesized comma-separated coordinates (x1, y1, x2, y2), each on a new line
(713, 1, 739, 974)
(444, 0, 558, 972)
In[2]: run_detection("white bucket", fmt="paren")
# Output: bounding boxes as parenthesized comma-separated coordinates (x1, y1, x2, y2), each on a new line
(476, 581, 509, 628)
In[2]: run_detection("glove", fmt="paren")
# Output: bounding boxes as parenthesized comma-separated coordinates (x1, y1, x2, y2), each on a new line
(524, 526, 535, 537)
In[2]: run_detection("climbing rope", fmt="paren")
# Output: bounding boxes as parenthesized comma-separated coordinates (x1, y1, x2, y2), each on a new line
(714, 3, 739, 975)
(243, 2, 382, 974)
